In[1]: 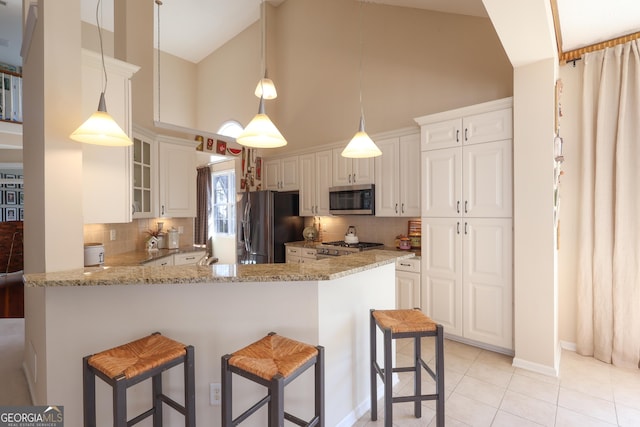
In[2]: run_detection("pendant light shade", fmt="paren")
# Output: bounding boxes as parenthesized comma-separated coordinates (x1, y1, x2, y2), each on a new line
(342, 115, 381, 158)
(70, 93, 132, 146)
(342, 0, 380, 158)
(70, 0, 132, 146)
(254, 77, 277, 100)
(255, 0, 277, 100)
(236, 97, 287, 148)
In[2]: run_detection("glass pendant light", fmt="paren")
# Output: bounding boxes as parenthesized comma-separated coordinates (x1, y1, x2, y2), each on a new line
(342, 0, 381, 158)
(236, 95, 287, 148)
(70, 0, 132, 146)
(254, 0, 277, 100)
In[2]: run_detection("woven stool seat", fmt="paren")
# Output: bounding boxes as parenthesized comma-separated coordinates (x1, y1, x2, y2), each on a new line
(222, 332, 324, 426)
(83, 332, 195, 427)
(228, 333, 318, 381)
(372, 309, 437, 334)
(88, 334, 187, 380)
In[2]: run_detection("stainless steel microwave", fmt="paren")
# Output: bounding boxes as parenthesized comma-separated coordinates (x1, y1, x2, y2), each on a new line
(329, 184, 375, 215)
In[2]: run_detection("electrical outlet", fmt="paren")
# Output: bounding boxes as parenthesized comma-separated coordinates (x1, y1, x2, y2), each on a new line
(178, 226, 184, 234)
(110, 229, 116, 241)
(210, 383, 221, 406)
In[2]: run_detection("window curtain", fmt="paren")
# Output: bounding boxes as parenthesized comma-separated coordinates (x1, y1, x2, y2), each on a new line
(577, 40, 640, 369)
(194, 166, 212, 246)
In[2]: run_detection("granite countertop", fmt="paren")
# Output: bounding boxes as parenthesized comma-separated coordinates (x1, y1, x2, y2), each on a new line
(285, 241, 421, 258)
(104, 246, 207, 266)
(24, 249, 415, 288)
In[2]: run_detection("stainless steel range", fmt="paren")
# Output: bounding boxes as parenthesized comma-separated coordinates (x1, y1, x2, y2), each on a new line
(316, 241, 384, 257)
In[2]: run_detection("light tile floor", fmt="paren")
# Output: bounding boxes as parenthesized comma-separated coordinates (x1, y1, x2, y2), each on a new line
(354, 337, 640, 426)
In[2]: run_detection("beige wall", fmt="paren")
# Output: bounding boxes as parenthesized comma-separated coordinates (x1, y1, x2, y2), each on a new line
(556, 62, 582, 347)
(194, 0, 512, 153)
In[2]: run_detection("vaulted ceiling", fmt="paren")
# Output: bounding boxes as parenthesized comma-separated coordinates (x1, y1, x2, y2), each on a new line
(1, 0, 639, 66)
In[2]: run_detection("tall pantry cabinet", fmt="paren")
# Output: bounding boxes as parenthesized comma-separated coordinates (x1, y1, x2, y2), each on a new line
(416, 97, 513, 351)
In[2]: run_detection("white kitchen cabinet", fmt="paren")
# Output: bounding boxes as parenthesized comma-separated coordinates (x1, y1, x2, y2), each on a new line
(264, 156, 299, 191)
(173, 251, 206, 265)
(396, 257, 421, 309)
(331, 149, 374, 186)
(418, 103, 512, 151)
(158, 136, 197, 217)
(421, 139, 512, 218)
(81, 49, 139, 224)
(417, 98, 513, 351)
(285, 246, 317, 263)
(421, 218, 512, 349)
(300, 150, 332, 216)
(146, 256, 174, 267)
(375, 132, 421, 217)
(132, 127, 157, 218)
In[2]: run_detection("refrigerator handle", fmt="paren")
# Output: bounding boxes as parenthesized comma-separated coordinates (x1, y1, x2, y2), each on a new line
(243, 201, 251, 253)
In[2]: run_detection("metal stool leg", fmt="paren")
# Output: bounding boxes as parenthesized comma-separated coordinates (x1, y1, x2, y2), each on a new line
(370, 310, 378, 421)
(436, 325, 445, 427)
(315, 346, 325, 427)
(184, 346, 196, 427)
(83, 357, 96, 427)
(113, 377, 127, 427)
(221, 355, 233, 427)
(152, 373, 163, 427)
(383, 327, 393, 427)
(414, 334, 421, 418)
(269, 375, 285, 427)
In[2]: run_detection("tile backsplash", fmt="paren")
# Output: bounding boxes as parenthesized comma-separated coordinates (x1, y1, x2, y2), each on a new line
(83, 218, 195, 256)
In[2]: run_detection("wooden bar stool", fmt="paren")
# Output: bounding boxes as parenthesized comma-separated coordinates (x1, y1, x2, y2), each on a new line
(221, 332, 324, 427)
(83, 332, 195, 427)
(370, 308, 444, 427)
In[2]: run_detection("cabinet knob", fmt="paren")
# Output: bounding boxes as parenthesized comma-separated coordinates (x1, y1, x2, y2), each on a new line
(457, 222, 460, 234)
(456, 129, 460, 143)
(401, 203, 405, 214)
(465, 200, 468, 213)
(464, 222, 468, 235)
(395, 203, 398, 214)
(464, 128, 468, 141)
(457, 201, 460, 214)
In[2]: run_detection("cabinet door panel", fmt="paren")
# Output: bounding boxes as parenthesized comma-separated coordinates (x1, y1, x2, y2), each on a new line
(421, 118, 461, 151)
(281, 156, 299, 191)
(464, 140, 512, 217)
(375, 137, 400, 216)
(352, 157, 374, 184)
(399, 133, 421, 216)
(463, 218, 512, 349)
(299, 154, 315, 216)
(332, 149, 352, 186)
(264, 159, 281, 190)
(463, 108, 512, 146)
(159, 142, 196, 217)
(421, 148, 461, 217)
(422, 218, 463, 336)
(315, 150, 333, 215)
(396, 271, 420, 310)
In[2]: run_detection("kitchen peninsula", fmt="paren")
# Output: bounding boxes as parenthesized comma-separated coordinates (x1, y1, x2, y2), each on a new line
(23, 249, 412, 427)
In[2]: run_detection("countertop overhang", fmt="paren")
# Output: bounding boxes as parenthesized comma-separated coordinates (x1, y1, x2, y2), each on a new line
(24, 249, 414, 287)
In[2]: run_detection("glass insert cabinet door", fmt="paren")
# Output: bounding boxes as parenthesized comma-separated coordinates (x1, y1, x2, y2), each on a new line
(133, 133, 155, 218)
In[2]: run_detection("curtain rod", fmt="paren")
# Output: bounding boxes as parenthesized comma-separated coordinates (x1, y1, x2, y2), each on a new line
(561, 31, 640, 62)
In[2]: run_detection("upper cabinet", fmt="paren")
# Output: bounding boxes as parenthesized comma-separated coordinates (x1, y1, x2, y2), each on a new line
(375, 132, 421, 217)
(299, 150, 332, 216)
(418, 100, 513, 219)
(419, 103, 513, 151)
(264, 156, 299, 191)
(132, 127, 157, 219)
(81, 49, 139, 224)
(331, 149, 374, 186)
(157, 135, 197, 217)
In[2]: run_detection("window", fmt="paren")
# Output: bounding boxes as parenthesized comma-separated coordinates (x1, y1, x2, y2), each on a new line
(212, 169, 236, 235)
(217, 120, 244, 138)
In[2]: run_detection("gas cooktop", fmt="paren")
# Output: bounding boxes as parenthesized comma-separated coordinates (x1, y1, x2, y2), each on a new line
(320, 241, 384, 249)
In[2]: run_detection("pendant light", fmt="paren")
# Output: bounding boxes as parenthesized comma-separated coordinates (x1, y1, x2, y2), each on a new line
(236, 95, 287, 148)
(341, 1, 381, 158)
(70, 0, 132, 146)
(237, 0, 287, 148)
(254, 0, 277, 99)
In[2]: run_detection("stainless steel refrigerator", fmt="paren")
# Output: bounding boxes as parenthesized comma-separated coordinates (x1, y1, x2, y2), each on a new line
(237, 190, 304, 264)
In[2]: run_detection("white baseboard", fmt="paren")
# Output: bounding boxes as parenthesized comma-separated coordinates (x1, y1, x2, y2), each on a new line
(335, 377, 399, 427)
(560, 340, 577, 351)
(22, 360, 36, 405)
(512, 356, 560, 377)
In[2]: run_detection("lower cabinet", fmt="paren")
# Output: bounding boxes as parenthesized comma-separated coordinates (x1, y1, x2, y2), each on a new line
(146, 251, 206, 267)
(286, 246, 317, 263)
(395, 257, 421, 309)
(421, 217, 513, 350)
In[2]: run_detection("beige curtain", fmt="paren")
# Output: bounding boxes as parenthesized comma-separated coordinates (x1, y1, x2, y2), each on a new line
(577, 40, 640, 368)
(194, 166, 212, 246)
